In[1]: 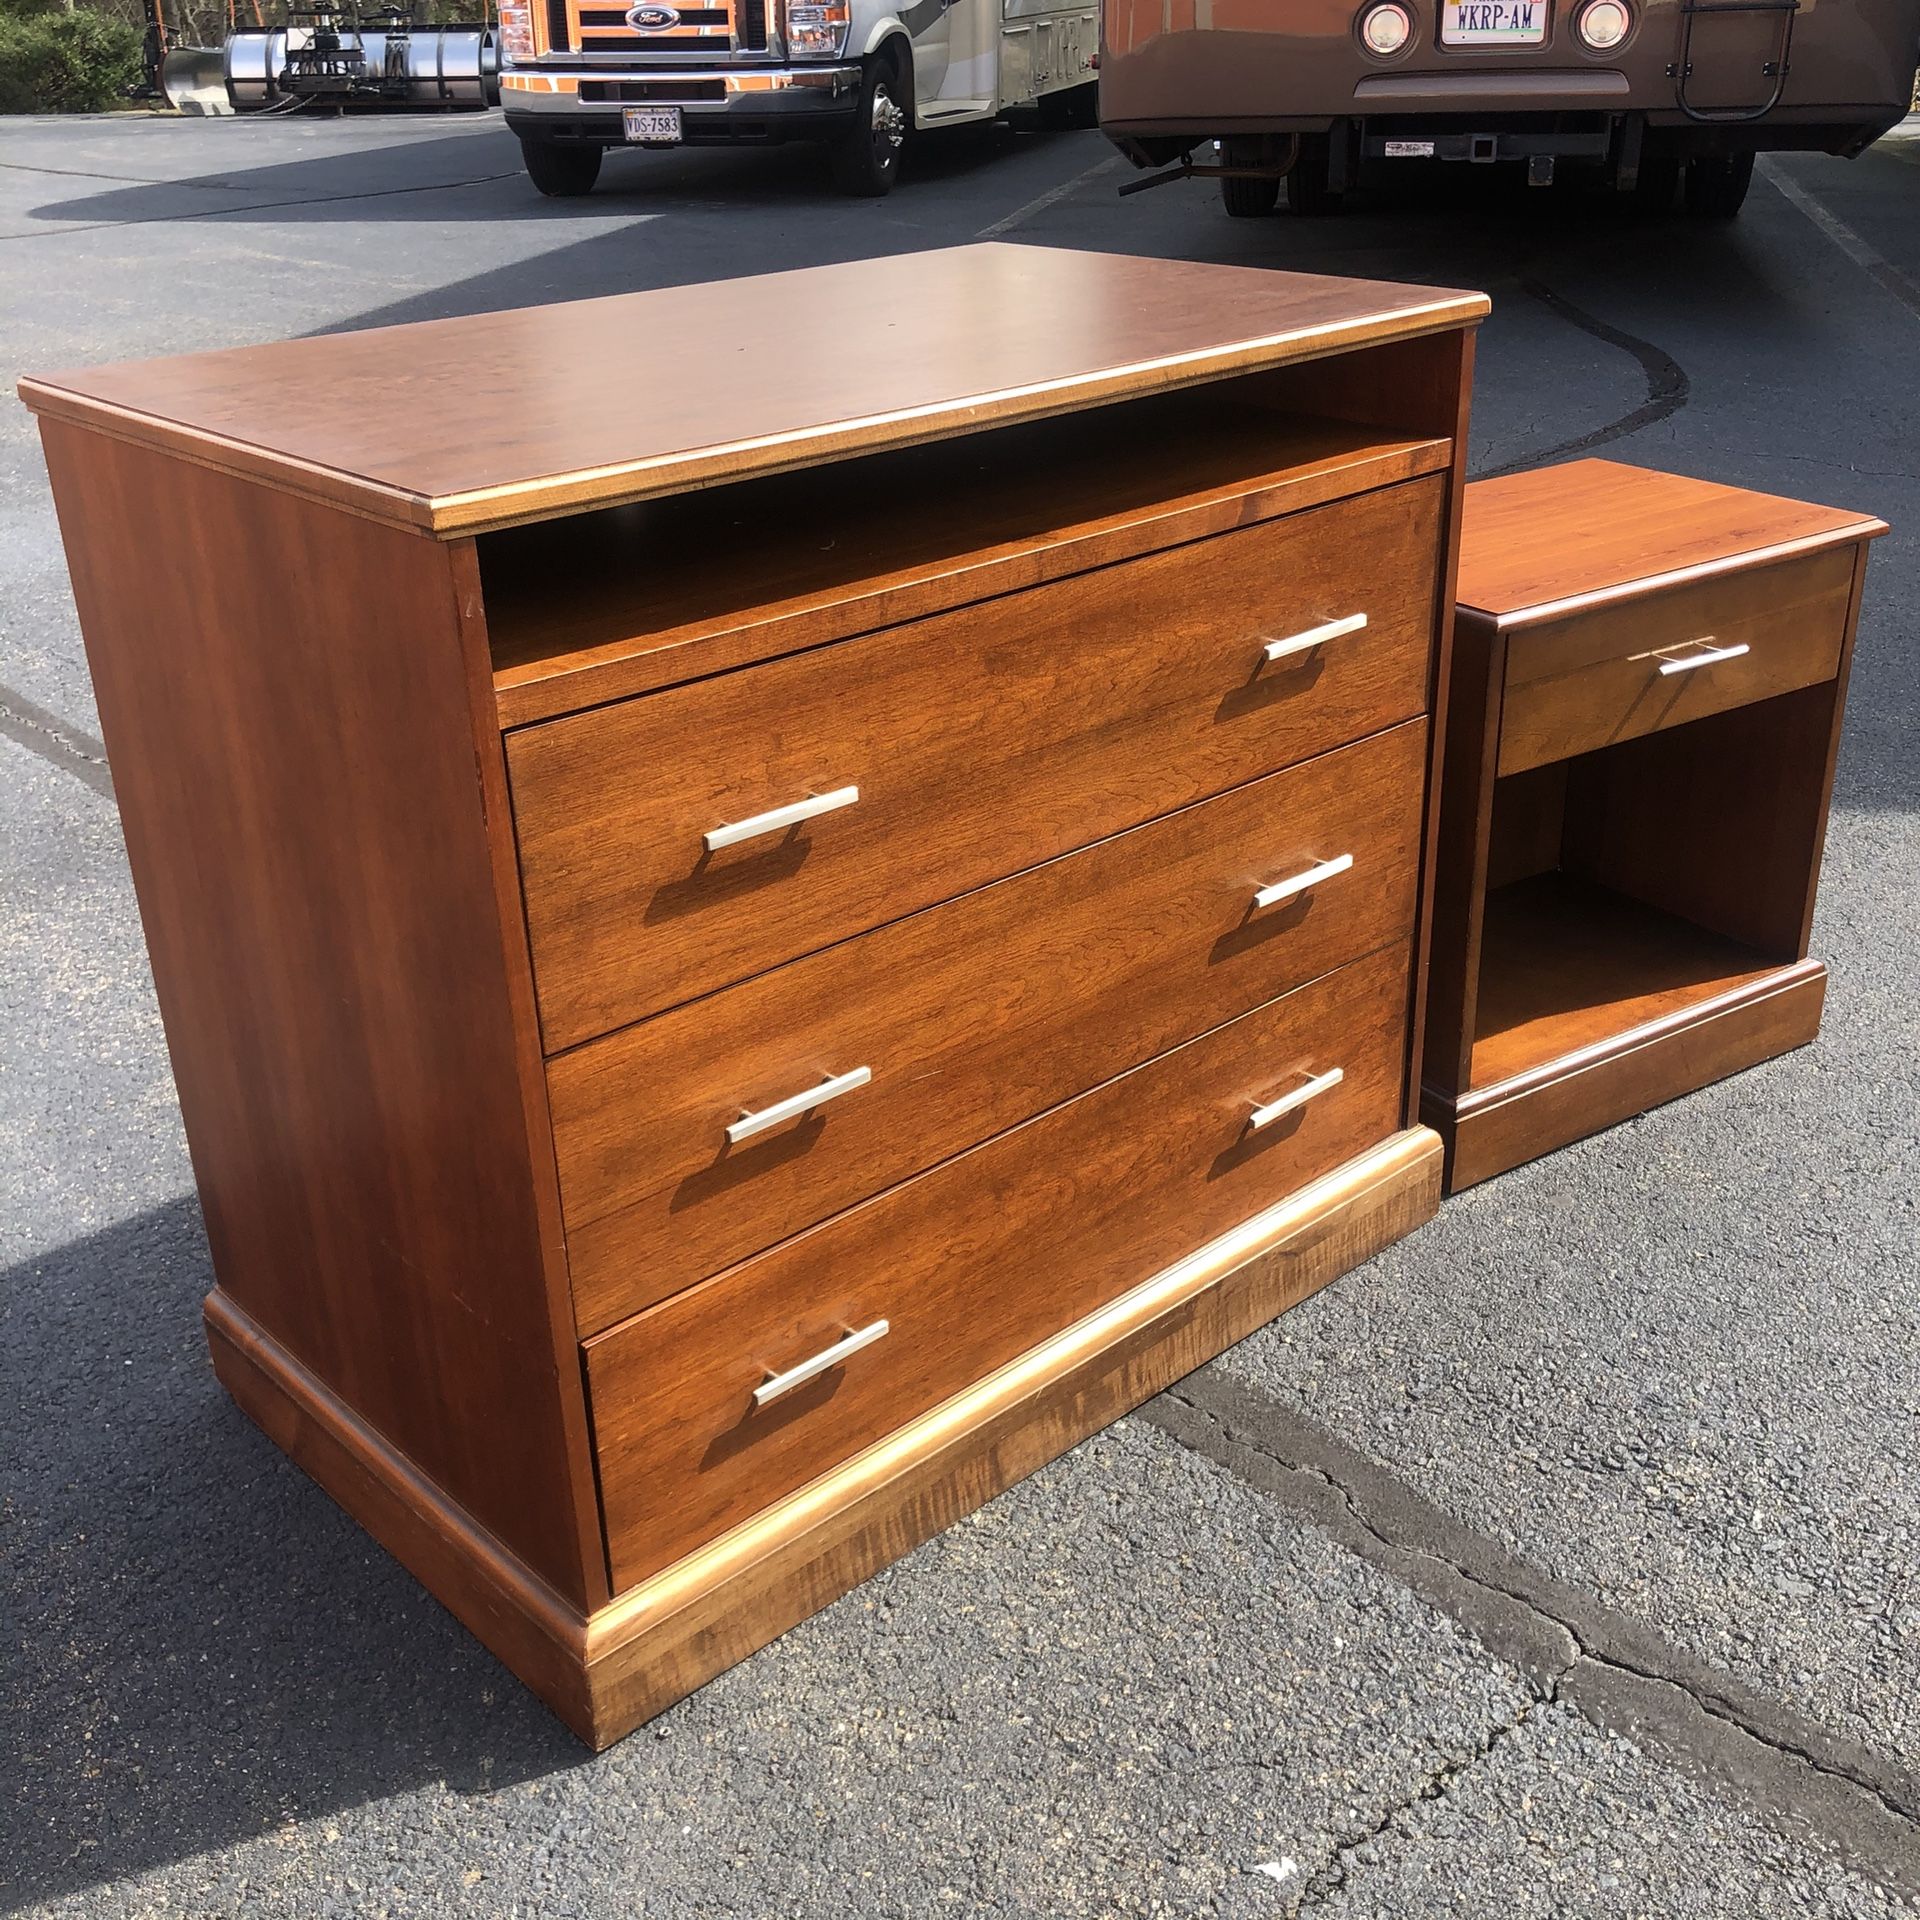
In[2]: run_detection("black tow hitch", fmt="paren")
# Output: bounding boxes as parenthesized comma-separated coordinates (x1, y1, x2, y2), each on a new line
(1118, 137, 1300, 197)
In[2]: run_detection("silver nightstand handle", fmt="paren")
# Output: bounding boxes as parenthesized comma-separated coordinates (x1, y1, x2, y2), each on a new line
(704, 784, 859, 854)
(1249, 1066, 1344, 1133)
(752, 1318, 890, 1407)
(1262, 611, 1368, 664)
(1252, 852, 1354, 912)
(1655, 639, 1750, 676)
(726, 1065, 872, 1146)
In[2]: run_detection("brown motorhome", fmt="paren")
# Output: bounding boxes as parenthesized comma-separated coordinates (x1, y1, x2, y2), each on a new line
(1099, 0, 1920, 217)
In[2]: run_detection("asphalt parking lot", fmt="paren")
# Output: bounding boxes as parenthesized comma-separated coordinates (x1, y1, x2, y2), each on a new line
(2, 103, 1917, 1918)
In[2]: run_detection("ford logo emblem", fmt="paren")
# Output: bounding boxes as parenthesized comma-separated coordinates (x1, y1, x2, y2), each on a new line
(625, 2, 680, 24)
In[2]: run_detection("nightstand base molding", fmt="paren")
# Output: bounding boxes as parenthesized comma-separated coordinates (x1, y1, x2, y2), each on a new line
(1424, 960, 1826, 1192)
(209, 1126, 1441, 1748)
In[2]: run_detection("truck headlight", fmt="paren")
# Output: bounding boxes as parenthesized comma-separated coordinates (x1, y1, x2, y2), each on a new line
(1576, 0, 1632, 48)
(785, 0, 851, 57)
(1358, 3, 1412, 56)
(498, 0, 534, 59)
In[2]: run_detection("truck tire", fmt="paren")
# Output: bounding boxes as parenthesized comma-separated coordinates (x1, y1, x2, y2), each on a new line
(832, 48, 909, 196)
(1684, 151, 1754, 220)
(1628, 148, 1680, 213)
(520, 137, 602, 198)
(1221, 171, 1279, 218)
(1285, 134, 1343, 216)
(1220, 137, 1279, 217)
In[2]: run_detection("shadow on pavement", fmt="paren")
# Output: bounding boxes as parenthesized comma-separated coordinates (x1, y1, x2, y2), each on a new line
(22, 114, 1069, 228)
(0, 1197, 590, 1913)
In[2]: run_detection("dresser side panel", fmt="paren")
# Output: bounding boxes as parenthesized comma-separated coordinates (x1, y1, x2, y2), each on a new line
(39, 420, 596, 1606)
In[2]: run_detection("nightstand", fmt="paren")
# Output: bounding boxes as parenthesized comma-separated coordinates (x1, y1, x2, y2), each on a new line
(1422, 459, 1886, 1192)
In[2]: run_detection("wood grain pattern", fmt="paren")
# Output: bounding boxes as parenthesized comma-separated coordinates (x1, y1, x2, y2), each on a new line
(586, 943, 1411, 1593)
(577, 1127, 1442, 1745)
(484, 398, 1449, 727)
(1558, 686, 1838, 961)
(1420, 605, 1504, 1095)
(207, 1129, 1445, 1747)
(19, 245, 1488, 537)
(553, 721, 1428, 1331)
(205, 1289, 599, 1742)
(1437, 962, 1826, 1192)
(1457, 458, 1885, 623)
(39, 420, 599, 1607)
(1469, 872, 1787, 1086)
(511, 475, 1443, 1051)
(1497, 543, 1855, 776)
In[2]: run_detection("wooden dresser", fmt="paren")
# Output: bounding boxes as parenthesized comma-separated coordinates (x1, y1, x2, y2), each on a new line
(23, 245, 1487, 1746)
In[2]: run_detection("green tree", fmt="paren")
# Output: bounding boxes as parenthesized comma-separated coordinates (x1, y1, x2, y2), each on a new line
(0, 0, 144, 111)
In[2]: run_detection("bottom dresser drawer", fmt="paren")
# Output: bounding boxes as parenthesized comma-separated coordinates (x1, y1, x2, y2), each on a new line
(586, 941, 1412, 1593)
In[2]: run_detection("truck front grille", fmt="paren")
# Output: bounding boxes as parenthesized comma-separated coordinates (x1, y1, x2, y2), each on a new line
(578, 5, 729, 20)
(566, 0, 766, 54)
(579, 77, 728, 98)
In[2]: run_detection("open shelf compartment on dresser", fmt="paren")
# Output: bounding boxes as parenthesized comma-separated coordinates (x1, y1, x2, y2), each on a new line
(480, 364, 1458, 729)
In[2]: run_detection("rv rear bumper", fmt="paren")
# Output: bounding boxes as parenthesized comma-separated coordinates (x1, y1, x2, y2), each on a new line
(503, 64, 861, 142)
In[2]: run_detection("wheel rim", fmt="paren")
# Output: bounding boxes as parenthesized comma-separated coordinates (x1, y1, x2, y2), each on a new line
(870, 82, 905, 170)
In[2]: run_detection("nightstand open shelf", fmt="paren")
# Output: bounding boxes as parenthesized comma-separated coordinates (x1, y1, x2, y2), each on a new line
(1422, 462, 1886, 1192)
(1471, 871, 1787, 1090)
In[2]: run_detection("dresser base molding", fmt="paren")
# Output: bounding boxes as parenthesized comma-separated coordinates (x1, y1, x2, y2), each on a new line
(207, 1125, 1442, 1748)
(1424, 960, 1826, 1192)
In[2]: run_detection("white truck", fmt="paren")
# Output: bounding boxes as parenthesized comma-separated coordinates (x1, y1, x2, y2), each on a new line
(497, 0, 1098, 195)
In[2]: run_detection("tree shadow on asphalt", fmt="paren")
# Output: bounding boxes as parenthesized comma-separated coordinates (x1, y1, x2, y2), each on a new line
(0, 1196, 590, 1913)
(21, 115, 1074, 228)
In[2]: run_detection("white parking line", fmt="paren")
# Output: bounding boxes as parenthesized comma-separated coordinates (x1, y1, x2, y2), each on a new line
(976, 151, 1122, 237)
(1759, 155, 1920, 324)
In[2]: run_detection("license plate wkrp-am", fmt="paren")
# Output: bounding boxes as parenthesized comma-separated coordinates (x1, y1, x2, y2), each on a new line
(1441, 0, 1548, 43)
(623, 105, 684, 143)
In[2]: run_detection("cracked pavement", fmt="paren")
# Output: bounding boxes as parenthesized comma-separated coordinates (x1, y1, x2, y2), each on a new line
(3, 108, 1918, 1917)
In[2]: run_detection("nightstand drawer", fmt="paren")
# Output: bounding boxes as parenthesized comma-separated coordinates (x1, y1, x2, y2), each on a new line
(509, 475, 1442, 1050)
(584, 941, 1413, 1593)
(553, 719, 1428, 1332)
(1497, 544, 1854, 776)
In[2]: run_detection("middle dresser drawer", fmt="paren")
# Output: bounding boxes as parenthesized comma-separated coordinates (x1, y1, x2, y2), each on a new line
(585, 939, 1413, 1594)
(554, 719, 1428, 1333)
(508, 474, 1442, 1050)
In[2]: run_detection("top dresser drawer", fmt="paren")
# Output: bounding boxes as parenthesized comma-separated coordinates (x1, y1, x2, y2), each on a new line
(508, 475, 1443, 1050)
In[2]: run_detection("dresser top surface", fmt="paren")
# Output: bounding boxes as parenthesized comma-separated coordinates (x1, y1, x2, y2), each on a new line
(20, 243, 1486, 538)
(1458, 458, 1887, 625)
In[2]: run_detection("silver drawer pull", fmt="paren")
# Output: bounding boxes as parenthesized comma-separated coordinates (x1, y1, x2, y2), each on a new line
(1249, 1066, 1344, 1132)
(752, 1318, 890, 1407)
(1262, 612, 1368, 664)
(1654, 639, 1750, 676)
(1252, 852, 1354, 912)
(704, 784, 859, 854)
(726, 1065, 872, 1146)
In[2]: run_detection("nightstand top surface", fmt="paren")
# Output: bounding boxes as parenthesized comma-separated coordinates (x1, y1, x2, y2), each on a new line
(19, 243, 1486, 539)
(1458, 458, 1886, 625)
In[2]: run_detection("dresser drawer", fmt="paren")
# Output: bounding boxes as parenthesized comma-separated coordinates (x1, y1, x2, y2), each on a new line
(555, 720, 1428, 1332)
(584, 942, 1411, 1592)
(1497, 544, 1854, 777)
(509, 476, 1442, 1050)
